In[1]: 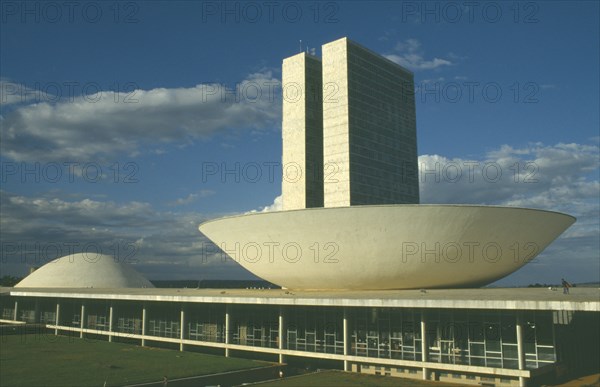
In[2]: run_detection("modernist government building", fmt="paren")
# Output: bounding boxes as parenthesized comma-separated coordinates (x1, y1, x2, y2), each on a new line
(1, 38, 598, 387)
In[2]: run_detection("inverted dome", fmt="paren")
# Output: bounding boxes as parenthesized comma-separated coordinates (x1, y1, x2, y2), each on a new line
(200, 205, 575, 290)
(15, 253, 154, 288)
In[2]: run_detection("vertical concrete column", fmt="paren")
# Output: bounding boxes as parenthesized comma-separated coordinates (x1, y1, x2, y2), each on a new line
(13, 300, 18, 321)
(80, 304, 85, 339)
(225, 305, 231, 357)
(180, 306, 186, 352)
(421, 312, 428, 380)
(108, 305, 114, 342)
(141, 305, 147, 347)
(278, 306, 286, 364)
(55, 302, 60, 335)
(343, 308, 349, 371)
(516, 312, 527, 387)
(34, 299, 40, 323)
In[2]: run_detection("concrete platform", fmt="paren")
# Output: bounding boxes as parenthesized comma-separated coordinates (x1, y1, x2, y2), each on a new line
(4, 287, 599, 311)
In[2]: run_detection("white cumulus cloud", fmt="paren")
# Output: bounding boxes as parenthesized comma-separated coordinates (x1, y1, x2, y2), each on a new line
(1, 72, 282, 162)
(419, 142, 600, 248)
(168, 190, 216, 207)
(385, 38, 453, 71)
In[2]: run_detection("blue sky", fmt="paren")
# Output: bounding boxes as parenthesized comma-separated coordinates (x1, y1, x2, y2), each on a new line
(1, 1, 598, 286)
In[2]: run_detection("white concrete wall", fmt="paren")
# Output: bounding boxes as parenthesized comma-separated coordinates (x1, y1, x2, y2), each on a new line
(322, 38, 351, 207)
(282, 53, 308, 211)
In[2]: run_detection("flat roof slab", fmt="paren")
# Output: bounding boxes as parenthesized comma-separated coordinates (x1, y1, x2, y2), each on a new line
(4, 287, 599, 312)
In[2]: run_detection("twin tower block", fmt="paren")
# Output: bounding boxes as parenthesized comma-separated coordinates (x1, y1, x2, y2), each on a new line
(282, 37, 420, 210)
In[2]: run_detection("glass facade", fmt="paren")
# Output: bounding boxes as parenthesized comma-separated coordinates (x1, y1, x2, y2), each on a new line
(147, 304, 180, 339)
(56, 300, 82, 327)
(523, 311, 556, 369)
(231, 305, 278, 348)
(1, 293, 576, 386)
(187, 304, 225, 343)
(17, 299, 37, 323)
(285, 307, 344, 354)
(86, 301, 110, 331)
(114, 302, 142, 335)
(351, 308, 422, 360)
(2, 305, 14, 320)
(346, 308, 556, 370)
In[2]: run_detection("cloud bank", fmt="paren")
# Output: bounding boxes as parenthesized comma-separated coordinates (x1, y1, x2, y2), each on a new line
(0, 190, 258, 280)
(1, 72, 281, 162)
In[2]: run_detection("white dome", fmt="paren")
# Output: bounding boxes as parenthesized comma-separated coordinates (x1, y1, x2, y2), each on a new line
(15, 253, 154, 288)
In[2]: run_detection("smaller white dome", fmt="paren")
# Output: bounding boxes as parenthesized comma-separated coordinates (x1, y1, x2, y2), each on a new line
(15, 253, 154, 288)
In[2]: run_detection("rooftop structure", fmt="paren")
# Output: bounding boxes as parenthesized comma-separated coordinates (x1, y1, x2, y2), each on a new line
(14, 253, 154, 289)
(282, 37, 419, 210)
(7, 287, 599, 312)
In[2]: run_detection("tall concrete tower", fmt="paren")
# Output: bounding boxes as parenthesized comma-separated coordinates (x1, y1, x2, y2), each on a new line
(282, 52, 324, 210)
(322, 37, 419, 207)
(281, 38, 419, 210)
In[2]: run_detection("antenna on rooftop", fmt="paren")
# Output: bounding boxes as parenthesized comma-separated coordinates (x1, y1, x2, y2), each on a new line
(299, 39, 302, 53)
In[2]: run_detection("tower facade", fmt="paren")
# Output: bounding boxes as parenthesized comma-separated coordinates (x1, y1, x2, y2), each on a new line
(282, 52, 324, 210)
(282, 37, 419, 209)
(322, 37, 419, 207)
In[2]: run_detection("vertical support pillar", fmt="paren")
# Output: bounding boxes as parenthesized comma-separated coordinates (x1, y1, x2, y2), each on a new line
(516, 312, 527, 387)
(278, 307, 286, 364)
(141, 305, 147, 347)
(13, 300, 18, 321)
(225, 305, 231, 357)
(421, 312, 428, 380)
(343, 308, 349, 371)
(180, 306, 185, 352)
(108, 305, 114, 342)
(55, 302, 60, 335)
(34, 299, 40, 323)
(80, 304, 85, 339)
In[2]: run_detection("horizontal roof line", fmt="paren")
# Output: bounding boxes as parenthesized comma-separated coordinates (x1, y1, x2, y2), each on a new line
(6, 288, 599, 312)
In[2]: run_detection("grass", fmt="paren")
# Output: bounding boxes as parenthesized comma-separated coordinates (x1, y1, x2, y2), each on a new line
(0, 332, 268, 386)
(255, 370, 457, 387)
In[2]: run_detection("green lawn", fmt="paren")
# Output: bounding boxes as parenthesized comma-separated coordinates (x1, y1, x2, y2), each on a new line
(255, 370, 457, 387)
(0, 333, 267, 386)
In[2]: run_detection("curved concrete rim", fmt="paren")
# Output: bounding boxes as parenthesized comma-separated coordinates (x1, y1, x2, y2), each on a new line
(199, 204, 577, 227)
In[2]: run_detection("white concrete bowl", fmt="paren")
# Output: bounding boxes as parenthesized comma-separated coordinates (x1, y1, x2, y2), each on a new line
(199, 205, 575, 290)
